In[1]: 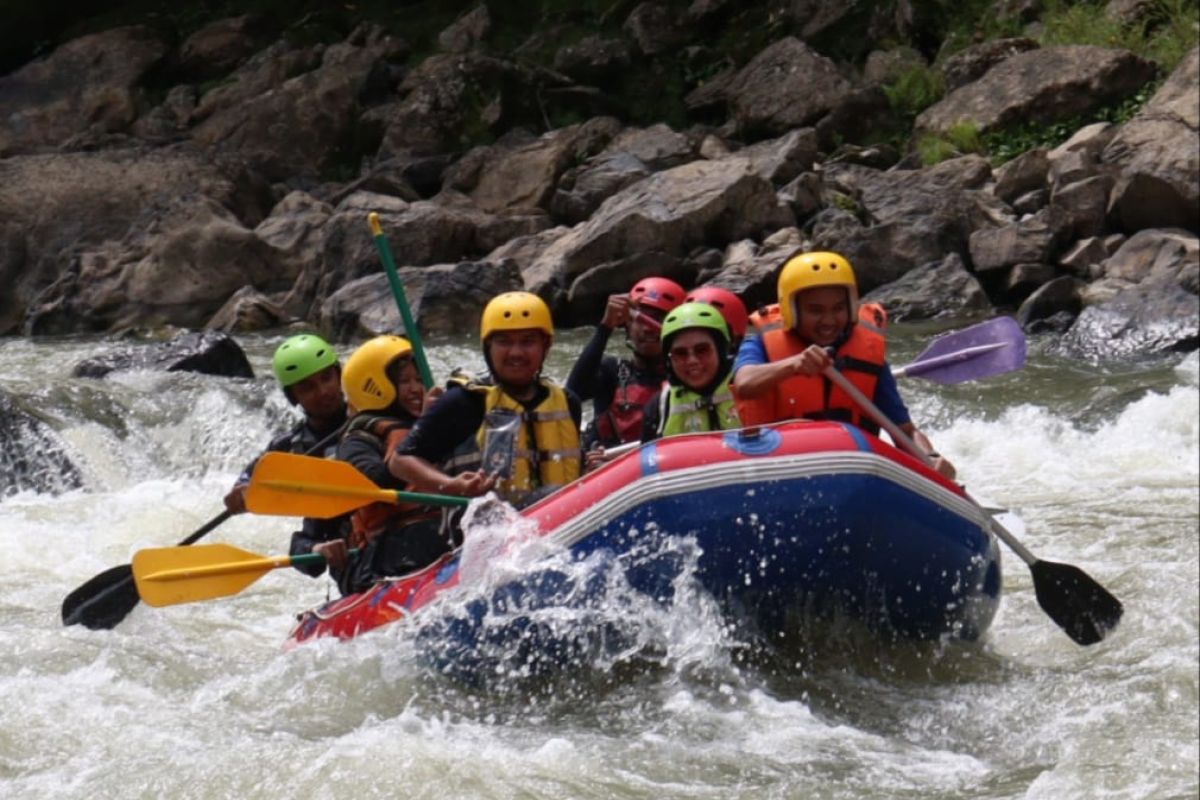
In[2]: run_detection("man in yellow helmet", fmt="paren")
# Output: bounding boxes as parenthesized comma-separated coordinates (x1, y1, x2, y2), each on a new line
(733, 251, 956, 478)
(314, 335, 449, 594)
(387, 292, 583, 509)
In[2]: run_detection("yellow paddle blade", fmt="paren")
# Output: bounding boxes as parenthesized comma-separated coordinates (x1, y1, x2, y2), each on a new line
(245, 452, 395, 518)
(132, 543, 291, 607)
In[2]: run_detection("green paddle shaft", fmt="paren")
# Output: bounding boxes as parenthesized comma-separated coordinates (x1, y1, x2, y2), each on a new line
(369, 212, 433, 389)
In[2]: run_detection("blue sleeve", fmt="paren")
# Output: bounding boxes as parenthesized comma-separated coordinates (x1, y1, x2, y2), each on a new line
(873, 364, 912, 427)
(732, 336, 768, 377)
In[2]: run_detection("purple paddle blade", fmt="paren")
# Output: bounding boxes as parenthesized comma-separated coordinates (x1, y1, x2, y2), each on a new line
(896, 317, 1027, 384)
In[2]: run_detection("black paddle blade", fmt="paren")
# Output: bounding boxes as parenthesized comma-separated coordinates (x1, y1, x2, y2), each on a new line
(1030, 559, 1123, 645)
(61, 564, 140, 629)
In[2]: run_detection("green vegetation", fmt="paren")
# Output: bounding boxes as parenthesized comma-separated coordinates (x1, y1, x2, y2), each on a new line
(984, 80, 1160, 162)
(914, 120, 985, 165)
(883, 63, 946, 123)
(1038, 0, 1198, 73)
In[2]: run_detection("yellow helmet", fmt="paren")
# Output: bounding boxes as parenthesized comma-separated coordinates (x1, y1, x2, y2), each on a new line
(480, 292, 554, 341)
(778, 251, 859, 330)
(341, 335, 414, 412)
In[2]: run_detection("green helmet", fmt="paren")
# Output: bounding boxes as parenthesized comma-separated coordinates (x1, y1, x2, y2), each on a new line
(272, 334, 338, 388)
(661, 302, 731, 346)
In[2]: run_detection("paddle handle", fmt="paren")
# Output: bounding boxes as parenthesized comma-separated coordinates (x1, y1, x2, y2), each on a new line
(821, 366, 1038, 566)
(179, 509, 234, 546)
(140, 550, 360, 583)
(142, 554, 293, 582)
(894, 342, 1007, 378)
(369, 212, 434, 389)
(256, 477, 470, 508)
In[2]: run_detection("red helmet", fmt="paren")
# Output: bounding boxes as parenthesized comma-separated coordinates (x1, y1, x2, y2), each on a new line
(685, 286, 748, 340)
(629, 277, 685, 314)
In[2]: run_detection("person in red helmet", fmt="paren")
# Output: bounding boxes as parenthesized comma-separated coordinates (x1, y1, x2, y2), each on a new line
(684, 286, 749, 350)
(566, 276, 685, 450)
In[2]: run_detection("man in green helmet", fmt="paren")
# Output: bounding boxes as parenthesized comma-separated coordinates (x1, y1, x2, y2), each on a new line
(641, 302, 742, 441)
(224, 334, 349, 578)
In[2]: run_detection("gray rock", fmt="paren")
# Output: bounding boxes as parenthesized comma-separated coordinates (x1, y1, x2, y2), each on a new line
(0, 26, 167, 155)
(917, 45, 1157, 136)
(709, 37, 855, 138)
(969, 215, 1062, 272)
(0, 389, 85, 498)
(1049, 175, 1113, 240)
(861, 253, 992, 320)
(438, 5, 491, 53)
(993, 148, 1049, 204)
(1102, 47, 1200, 234)
(1016, 275, 1084, 330)
(1060, 282, 1199, 359)
(940, 37, 1040, 92)
(177, 15, 269, 80)
(321, 258, 523, 339)
(71, 331, 254, 379)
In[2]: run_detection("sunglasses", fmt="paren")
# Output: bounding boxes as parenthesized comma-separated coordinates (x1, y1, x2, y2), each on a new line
(668, 341, 716, 361)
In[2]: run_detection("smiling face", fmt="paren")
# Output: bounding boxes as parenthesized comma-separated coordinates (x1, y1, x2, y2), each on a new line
(486, 329, 550, 388)
(667, 329, 720, 391)
(390, 357, 425, 418)
(794, 286, 851, 347)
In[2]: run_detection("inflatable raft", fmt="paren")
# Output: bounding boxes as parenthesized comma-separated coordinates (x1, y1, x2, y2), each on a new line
(286, 421, 1002, 651)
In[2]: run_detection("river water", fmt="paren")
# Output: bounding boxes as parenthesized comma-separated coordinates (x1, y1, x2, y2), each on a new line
(0, 325, 1196, 800)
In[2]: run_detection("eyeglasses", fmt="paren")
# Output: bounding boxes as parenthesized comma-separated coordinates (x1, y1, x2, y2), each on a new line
(668, 342, 716, 361)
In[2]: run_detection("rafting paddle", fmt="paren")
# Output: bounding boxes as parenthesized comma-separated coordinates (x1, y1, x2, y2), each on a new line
(246, 452, 470, 519)
(132, 542, 357, 607)
(823, 365, 1123, 646)
(893, 316, 1026, 384)
(60, 510, 234, 629)
(369, 212, 434, 389)
(61, 425, 346, 630)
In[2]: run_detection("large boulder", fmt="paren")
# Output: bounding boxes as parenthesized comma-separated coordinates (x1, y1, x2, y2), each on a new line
(687, 37, 854, 139)
(862, 254, 992, 320)
(818, 156, 1009, 292)
(0, 389, 85, 498)
(190, 28, 406, 181)
(0, 26, 167, 155)
(26, 197, 295, 334)
(320, 258, 523, 338)
(444, 119, 621, 215)
(916, 46, 1157, 136)
(523, 157, 793, 320)
(375, 53, 572, 155)
(71, 331, 254, 378)
(314, 191, 550, 304)
(1102, 47, 1200, 234)
(1, 146, 272, 335)
(1060, 228, 1199, 359)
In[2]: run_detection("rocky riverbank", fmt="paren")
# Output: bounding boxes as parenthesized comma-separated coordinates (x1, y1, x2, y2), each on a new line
(1, 1, 1196, 361)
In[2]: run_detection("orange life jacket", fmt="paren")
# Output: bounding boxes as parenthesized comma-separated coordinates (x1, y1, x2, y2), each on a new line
(735, 303, 888, 434)
(343, 414, 437, 548)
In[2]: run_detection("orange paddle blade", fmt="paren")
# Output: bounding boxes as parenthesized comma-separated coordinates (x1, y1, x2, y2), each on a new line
(245, 452, 395, 518)
(133, 543, 291, 607)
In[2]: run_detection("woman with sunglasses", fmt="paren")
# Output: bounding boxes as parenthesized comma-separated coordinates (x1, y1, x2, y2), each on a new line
(640, 302, 743, 442)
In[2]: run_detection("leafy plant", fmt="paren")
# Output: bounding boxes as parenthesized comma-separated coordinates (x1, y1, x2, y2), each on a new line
(883, 63, 946, 121)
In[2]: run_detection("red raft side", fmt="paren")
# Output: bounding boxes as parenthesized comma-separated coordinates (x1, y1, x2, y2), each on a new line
(287, 421, 966, 646)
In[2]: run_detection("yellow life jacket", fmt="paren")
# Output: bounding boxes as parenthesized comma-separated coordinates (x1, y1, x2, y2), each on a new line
(659, 373, 741, 436)
(455, 375, 582, 504)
